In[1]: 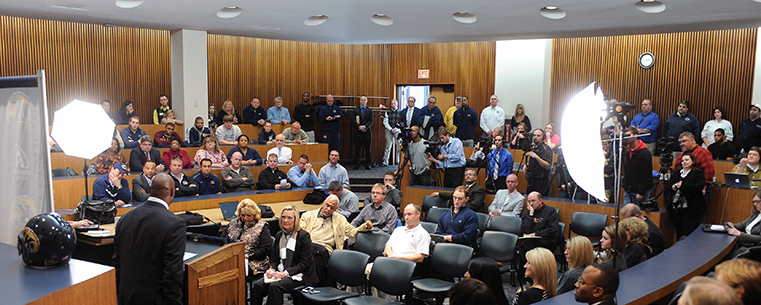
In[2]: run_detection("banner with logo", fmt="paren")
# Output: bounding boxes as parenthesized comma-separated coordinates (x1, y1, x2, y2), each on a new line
(0, 71, 53, 245)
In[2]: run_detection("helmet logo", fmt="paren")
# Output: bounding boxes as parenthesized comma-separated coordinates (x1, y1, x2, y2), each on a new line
(20, 227, 39, 253)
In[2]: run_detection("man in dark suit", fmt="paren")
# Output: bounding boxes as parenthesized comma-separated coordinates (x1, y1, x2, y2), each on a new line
(429, 168, 487, 213)
(352, 95, 374, 170)
(399, 96, 420, 128)
(131, 160, 157, 202)
(113, 173, 185, 305)
(129, 135, 165, 173)
(573, 264, 619, 305)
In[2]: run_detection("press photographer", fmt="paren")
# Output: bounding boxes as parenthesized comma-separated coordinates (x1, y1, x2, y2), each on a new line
(524, 128, 552, 196)
(396, 125, 432, 186)
(510, 122, 531, 150)
(427, 128, 466, 187)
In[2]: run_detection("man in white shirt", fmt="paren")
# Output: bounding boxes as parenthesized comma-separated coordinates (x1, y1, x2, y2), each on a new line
(266, 134, 293, 164)
(480, 94, 505, 137)
(489, 174, 524, 217)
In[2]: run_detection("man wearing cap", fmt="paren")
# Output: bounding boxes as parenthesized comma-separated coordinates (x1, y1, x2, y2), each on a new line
(735, 103, 761, 154)
(92, 162, 131, 207)
(664, 100, 700, 144)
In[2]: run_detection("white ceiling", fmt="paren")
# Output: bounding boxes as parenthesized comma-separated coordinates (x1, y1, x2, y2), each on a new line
(3, 0, 761, 44)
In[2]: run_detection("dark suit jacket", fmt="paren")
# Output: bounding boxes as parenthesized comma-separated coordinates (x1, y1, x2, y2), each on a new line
(399, 107, 420, 127)
(131, 174, 152, 202)
(129, 147, 165, 173)
(439, 184, 487, 213)
(351, 106, 374, 137)
(269, 229, 317, 286)
(113, 200, 186, 305)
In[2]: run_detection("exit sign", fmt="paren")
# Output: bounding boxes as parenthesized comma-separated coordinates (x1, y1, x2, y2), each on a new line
(418, 69, 430, 79)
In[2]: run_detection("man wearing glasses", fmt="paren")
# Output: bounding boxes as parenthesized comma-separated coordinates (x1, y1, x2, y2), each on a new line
(573, 264, 619, 305)
(489, 174, 524, 217)
(350, 183, 398, 234)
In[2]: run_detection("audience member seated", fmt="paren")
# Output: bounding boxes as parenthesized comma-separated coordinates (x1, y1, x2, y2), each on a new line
(678, 276, 742, 305)
(732, 146, 761, 187)
(519, 192, 559, 273)
(464, 257, 509, 305)
(267, 96, 291, 125)
(726, 189, 761, 249)
(216, 115, 243, 145)
(226, 199, 272, 280)
(154, 122, 181, 148)
(351, 183, 397, 234)
(544, 123, 561, 151)
(221, 152, 256, 193)
(318, 150, 350, 188)
(558, 236, 595, 294)
(573, 264, 619, 305)
(95, 138, 126, 174)
(215, 100, 242, 126)
(193, 158, 222, 195)
(227, 135, 263, 166)
(715, 258, 761, 305)
(383, 203, 430, 272)
(300, 195, 372, 286)
(287, 154, 319, 187)
(208, 105, 217, 130)
(131, 160, 157, 202)
(167, 157, 199, 197)
(708, 128, 736, 160)
(489, 174, 524, 217)
(510, 122, 531, 150)
(621, 203, 666, 255)
(434, 185, 478, 246)
(282, 121, 308, 144)
(129, 135, 165, 173)
(163, 109, 183, 126)
(258, 153, 292, 190)
(619, 217, 653, 268)
(449, 279, 498, 305)
(596, 224, 627, 272)
(161, 137, 192, 169)
(252, 205, 316, 305)
(515, 248, 556, 305)
(266, 134, 293, 164)
(187, 116, 212, 147)
(194, 135, 229, 169)
(426, 129, 466, 187)
(93, 162, 130, 207)
(328, 181, 358, 218)
(383, 171, 403, 213)
(258, 121, 277, 145)
(116, 100, 136, 125)
(430, 168, 486, 213)
(119, 115, 147, 149)
(243, 97, 267, 126)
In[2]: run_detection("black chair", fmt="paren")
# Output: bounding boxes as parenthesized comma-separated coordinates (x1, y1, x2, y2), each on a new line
(476, 213, 490, 237)
(422, 195, 449, 214)
(479, 231, 519, 284)
(412, 243, 473, 305)
(354, 231, 391, 263)
(52, 167, 77, 177)
(488, 215, 522, 236)
(425, 207, 447, 224)
(298, 250, 370, 304)
(187, 223, 222, 237)
(420, 222, 438, 234)
(347, 211, 361, 223)
(266, 218, 280, 237)
(556, 222, 568, 272)
(344, 257, 416, 305)
(735, 245, 761, 262)
(569, 212, 608, 248)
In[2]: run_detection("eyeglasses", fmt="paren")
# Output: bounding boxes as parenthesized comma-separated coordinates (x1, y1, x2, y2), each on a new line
(371, 191, 384, 195)
(577, 276, 598, 287)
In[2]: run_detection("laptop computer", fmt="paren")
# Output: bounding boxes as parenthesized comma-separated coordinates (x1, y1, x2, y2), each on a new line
(724, 172, 753, 189)
(219, 201, 239, 221)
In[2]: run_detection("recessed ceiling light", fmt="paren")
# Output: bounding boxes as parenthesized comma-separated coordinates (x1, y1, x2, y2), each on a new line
(453, 12, 477, 24)
(635, 0, 666, 13)
(371, 14, 394, 26)
(304, 15, 329, 26)
(217, 6, 243, 19)
(115, 0, 143, 9)
(540, 6, 566, 20)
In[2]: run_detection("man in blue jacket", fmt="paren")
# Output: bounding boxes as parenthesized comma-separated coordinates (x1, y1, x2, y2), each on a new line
(435, 185, 478, 246)
(453, 95, 478, 147)
(417, 95, 443, 140)
(92, 162, 131, 207)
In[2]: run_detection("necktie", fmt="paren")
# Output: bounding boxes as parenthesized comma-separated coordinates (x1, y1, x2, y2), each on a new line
(406, 109, 413, 126)
(278, 147, 282, 158)
(493, 151, 500, 180)
(146, 151, 150, 161)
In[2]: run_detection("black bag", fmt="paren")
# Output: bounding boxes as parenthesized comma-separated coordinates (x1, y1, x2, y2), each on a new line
(259, 205, 275, 218)
(303, 189, 328, 205)
(75, 200, 117, 224)
(178, 211, 206, 225)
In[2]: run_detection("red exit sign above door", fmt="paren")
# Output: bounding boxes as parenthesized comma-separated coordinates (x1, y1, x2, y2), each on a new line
(417, 69, 429, 79)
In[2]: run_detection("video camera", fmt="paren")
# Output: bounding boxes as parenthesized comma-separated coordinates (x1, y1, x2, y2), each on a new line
(656, 137, 679, 171)
(423, 139, 442, 157)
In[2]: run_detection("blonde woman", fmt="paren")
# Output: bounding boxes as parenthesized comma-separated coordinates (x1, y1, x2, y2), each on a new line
(215, 100, 242, 126)
(193, 135, 228, 168)
(514, 248, 556, 305)
(226, 199, 271, 279)
(619, 217, 652, 268)
(557, 236, 595, 294)
(164, 109, 184, 126)
(509, 103, 531, 134)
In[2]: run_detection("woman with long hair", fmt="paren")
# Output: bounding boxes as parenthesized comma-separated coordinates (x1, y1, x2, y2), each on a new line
(509, 103, 531, 134)
(465, 257, 508, 305)
(667, 152, 706, 239)
(226, 199, 272, 279)
(544, 123, 560, 150)
(94, 138, 127, 174)
(449, 278, 498, 305)
(557, 236, 595, 294)
(513, 248, 556, 305)
(597, 224, 628, 272)
(116, 100, 136, 124)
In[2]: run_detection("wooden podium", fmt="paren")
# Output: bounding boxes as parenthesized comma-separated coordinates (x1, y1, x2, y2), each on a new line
(185, 240, 246, 305)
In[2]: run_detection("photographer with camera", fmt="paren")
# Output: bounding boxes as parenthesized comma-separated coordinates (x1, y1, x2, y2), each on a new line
(427, 128, 466, 187)
(398, 125, 433, 186)
(486, 134, 513, 191)
(623, 127, 654, 205)
(525, 128, 552, 196)
(510, 122, 531, 150)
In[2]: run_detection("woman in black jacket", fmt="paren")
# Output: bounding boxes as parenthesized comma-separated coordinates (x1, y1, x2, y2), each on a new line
(667, 153, 706, 239)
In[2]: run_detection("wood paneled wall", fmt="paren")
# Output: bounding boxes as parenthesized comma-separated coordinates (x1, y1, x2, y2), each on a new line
(0, 16, 171, 122)
(549, 29, 757, 137)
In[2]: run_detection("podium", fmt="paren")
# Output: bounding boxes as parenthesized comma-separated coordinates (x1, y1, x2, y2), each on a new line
(185, 239, 246, 305)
